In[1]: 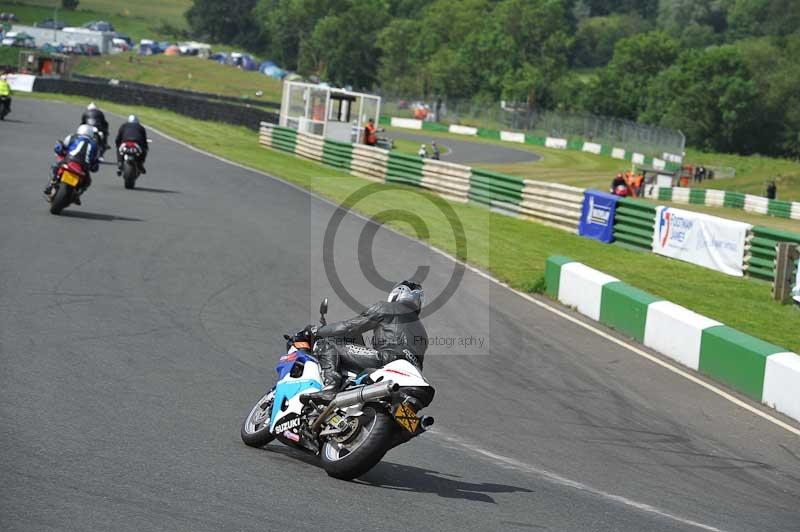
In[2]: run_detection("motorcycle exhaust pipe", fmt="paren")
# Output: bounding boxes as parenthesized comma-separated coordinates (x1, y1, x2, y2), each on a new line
(311, 381, 398, 434)
(331, 381, 398, 409)
(419, 415, 434, 431)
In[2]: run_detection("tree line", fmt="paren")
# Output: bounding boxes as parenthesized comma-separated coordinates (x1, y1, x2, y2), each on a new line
(186, 0, 800, 157)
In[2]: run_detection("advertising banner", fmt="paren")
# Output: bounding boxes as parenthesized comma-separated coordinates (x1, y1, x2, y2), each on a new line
(7, 74, 36, 93)
(579, 190, 619, 243)
(653, 207, 751, 276)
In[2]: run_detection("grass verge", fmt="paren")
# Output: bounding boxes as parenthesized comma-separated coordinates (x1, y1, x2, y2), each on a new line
(20, 92, 800, 353)
(72, 53, 283, 103)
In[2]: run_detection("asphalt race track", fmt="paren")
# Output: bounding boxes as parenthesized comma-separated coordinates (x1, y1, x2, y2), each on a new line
(389, 129, 541, 164)
(1, 99, 799, 532)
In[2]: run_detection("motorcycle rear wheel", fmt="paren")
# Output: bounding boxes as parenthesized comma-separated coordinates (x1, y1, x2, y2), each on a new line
(240, 389, 276, 447)
(320, 405, 393, 480)
(123, 161, 137, 189)
(49, 184, 73, 215)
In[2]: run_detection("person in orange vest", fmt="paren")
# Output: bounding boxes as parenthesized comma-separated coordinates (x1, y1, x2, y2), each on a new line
(633, 172, 644, 197)
(364, 118, 378, 146)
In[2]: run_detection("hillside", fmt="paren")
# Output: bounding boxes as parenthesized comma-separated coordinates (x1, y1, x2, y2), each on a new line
(72, 53, 282, 102)
(0, 0, 189, 40)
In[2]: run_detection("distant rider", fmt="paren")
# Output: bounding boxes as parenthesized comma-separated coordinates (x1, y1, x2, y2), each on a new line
(0, 73, 12, 119)
(44, 124, 100, 204)
(303, 281, 428, 403)
(115, 115, 149, 175)
(80, 102, 109, 153)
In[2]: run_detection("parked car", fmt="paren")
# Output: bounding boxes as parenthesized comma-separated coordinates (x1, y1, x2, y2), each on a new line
(83, 21, 114, 32)
(113, 32, 132, 46)
(36, 19, 66, 30)
(0, 12, 18, 22)
(1, 32, 35, 48)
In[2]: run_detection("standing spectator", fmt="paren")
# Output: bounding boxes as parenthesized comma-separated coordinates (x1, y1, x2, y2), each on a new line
(698, 165, 707, 182)
(634, 172, 644, 197)
(766, 180, 777, 200)
(693, 166, 701, 183)
(431, 141, 440, 160)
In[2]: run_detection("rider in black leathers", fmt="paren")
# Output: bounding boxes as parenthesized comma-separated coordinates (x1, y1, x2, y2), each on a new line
(115, 114, 149, 175)
(304, 281, 427, 403)
(80, 102, 109, 153)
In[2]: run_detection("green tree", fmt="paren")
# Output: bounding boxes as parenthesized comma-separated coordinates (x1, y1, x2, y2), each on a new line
(62, 0, 79, 10)
(641, 46, 763, 153)
(585, 31, 678, 119)
(187, 0, 264, 51)
(296, 0, 389, 88)
(572, 14, 645, 67)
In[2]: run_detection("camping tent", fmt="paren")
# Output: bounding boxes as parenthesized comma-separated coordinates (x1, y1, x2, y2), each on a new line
(164, 44, 180, 56)
(258, 60, 286, 79)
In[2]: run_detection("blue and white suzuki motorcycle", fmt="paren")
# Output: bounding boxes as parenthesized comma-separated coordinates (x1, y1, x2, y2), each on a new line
(240, 299, 435, 480)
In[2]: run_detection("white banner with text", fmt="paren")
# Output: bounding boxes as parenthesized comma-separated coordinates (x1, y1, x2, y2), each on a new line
(652, 207, 751, 276)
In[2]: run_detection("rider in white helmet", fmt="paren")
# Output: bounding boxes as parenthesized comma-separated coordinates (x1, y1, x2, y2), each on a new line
(44, 124, 101, 202)
(80, 102, 109, 153)
(115, 114, 149, 175)
(418, 144, 428, 158)
(302, 281, 427, 403)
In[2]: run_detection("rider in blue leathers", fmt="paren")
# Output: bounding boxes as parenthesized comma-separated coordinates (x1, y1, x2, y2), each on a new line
(44, 124, 101, 204)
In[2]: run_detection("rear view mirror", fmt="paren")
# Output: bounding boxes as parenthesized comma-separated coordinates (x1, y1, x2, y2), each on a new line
(319, 298, 328, 326)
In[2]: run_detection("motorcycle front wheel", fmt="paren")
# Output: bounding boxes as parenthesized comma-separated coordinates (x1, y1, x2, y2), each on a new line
(320, 405, 393, 480)
(49, 184, 73, 215)
(240, 389, 276, 447)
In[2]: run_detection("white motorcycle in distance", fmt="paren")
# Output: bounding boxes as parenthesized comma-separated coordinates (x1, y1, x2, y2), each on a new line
(241, 298, 435, 480)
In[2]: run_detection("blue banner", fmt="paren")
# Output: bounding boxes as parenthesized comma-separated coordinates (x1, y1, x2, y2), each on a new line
(579, 190, 619, 243)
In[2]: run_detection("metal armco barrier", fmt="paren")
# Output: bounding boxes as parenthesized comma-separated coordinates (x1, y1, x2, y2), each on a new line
(258, 122, 583, 231)
(34, 77, 279, 130)
(612, 199, 656, 250)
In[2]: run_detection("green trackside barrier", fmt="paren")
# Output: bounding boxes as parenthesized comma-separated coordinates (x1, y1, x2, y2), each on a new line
(544, 256, 574, 298)
(599, 282, 662, 342)
(658, 187, 673, 201)
(688, 188, 706, 205)
(698, 326, 787, 400)
(613, 199, 656, 250)
(322, 139, 353, 170)
(746, 226, 800, 281)
(477, 128, 501, 140)
(270, 126, 298, 153)
(525, 134, 546, 146)
(386, 151, 423, 186)
(378, 116, 391, 126)
(767, 199, 792, 219)
(600, 145, 613, 156)
(567, 139, 583, 151)
(723, 191, 745, 209)
(468, 169, 525, 206)
(421, 122, 450, 133)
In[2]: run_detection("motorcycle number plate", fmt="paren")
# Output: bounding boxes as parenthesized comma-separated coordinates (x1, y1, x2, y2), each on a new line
(61, 171, 79, 187)
(394, 403, 419, 433)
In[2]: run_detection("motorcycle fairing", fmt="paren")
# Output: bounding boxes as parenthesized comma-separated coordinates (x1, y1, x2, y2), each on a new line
(270, 348, 322, 432)
(370, 359, 428, 387)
